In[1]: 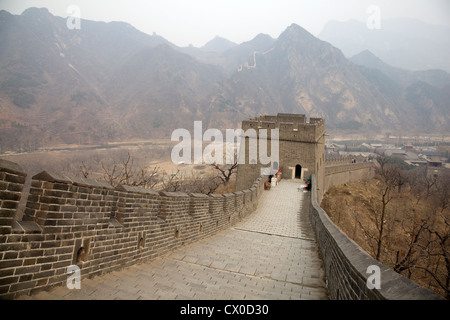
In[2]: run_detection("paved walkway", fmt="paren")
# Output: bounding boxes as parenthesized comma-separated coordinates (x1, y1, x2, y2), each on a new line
(20, 180, 329, 300)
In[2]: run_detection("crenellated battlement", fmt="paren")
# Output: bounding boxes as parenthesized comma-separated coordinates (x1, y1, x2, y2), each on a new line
(236, 113, 326, 197)
(242, 113, 325, 143)
(0, 159, 264, 299)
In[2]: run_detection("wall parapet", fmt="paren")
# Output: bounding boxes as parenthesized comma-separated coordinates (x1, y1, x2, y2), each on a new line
(309, 174, 444, 300)
(0, 160, 265, 299)
(325, 162, 374, 176)
(241, 113, 325, 144)
(325, 156, 357, 166)
(322, 162, 375, 200)
(0, 160, 27, 234)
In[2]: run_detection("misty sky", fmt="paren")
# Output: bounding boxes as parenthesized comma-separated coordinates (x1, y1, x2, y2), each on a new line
(1, 0, 449, 47)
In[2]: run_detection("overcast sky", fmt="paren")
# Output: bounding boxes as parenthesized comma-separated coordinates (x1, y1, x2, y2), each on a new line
(1, 0, 449, 47)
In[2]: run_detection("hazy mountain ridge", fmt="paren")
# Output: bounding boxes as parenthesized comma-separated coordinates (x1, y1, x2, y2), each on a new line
(0, 7, 174, 151)
(201, 36, 238, 53)
(349, 49, 450, 131)
(0, 8, 449, 152)
(180, 33, 276, 75)
(212, 24, 404, 131)
(102, 44, 227, 139)
(350, 50, 450, 88)
(318, 18, 450, 72)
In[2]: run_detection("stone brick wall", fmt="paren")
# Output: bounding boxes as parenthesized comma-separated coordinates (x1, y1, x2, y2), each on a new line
(235, 113, 325, 193)
(0, 159, 264, 299)
(325, 156, 363, 165)
(309, 174, 444, 300)
(323, 162, 375, 197)
(0, 160, 27, 234)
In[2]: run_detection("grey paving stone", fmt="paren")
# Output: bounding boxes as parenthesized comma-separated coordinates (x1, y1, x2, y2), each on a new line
(23, 180, 328, 300)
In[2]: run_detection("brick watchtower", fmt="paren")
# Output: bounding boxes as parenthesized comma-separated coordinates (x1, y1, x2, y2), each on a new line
(235, 113, 325, 200)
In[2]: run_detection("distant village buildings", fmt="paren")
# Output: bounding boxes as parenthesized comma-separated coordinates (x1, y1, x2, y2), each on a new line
(325, 141, 449, 168)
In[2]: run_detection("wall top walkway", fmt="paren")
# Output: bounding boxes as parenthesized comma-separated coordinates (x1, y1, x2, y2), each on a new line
(0, 159, 265, 298)
(18, 180, 329, 300)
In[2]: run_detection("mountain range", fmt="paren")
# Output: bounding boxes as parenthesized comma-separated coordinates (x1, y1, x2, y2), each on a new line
(0, 7, 449, 153)
(318, 18, 450, 73)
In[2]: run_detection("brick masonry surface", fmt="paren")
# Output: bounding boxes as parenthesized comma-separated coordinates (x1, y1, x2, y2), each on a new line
(0, 159, 264, 299)
(1, 156, 445, 300)
(235, 113, 325, 200)
(16, 180, 329, 300)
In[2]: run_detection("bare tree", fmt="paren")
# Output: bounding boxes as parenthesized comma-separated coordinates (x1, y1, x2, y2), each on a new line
(210, 161, 238, 185)
(393, 215, 427, 277)
(97, 152, 160, 189)
(181, 175, 222, 195)
(353, 157, 407, 260)
(431, 171, 450, 214)
(417, 218, 450, 299)
(160, 169, 185, 192)
(369, 156, 399, 260)
(160, 169, 222, 195)
(392, 170, 450, 298)
(394, 167, 409, 193)
(80, 161, 90, 178)
(408, 166, 438, 204)
(77, 151, 229, 195)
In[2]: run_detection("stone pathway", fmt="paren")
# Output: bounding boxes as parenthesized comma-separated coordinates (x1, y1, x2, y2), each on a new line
(18, 180, 329, 300)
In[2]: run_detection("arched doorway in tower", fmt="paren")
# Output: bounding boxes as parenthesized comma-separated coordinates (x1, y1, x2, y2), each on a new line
(295, 164, 302, 180)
